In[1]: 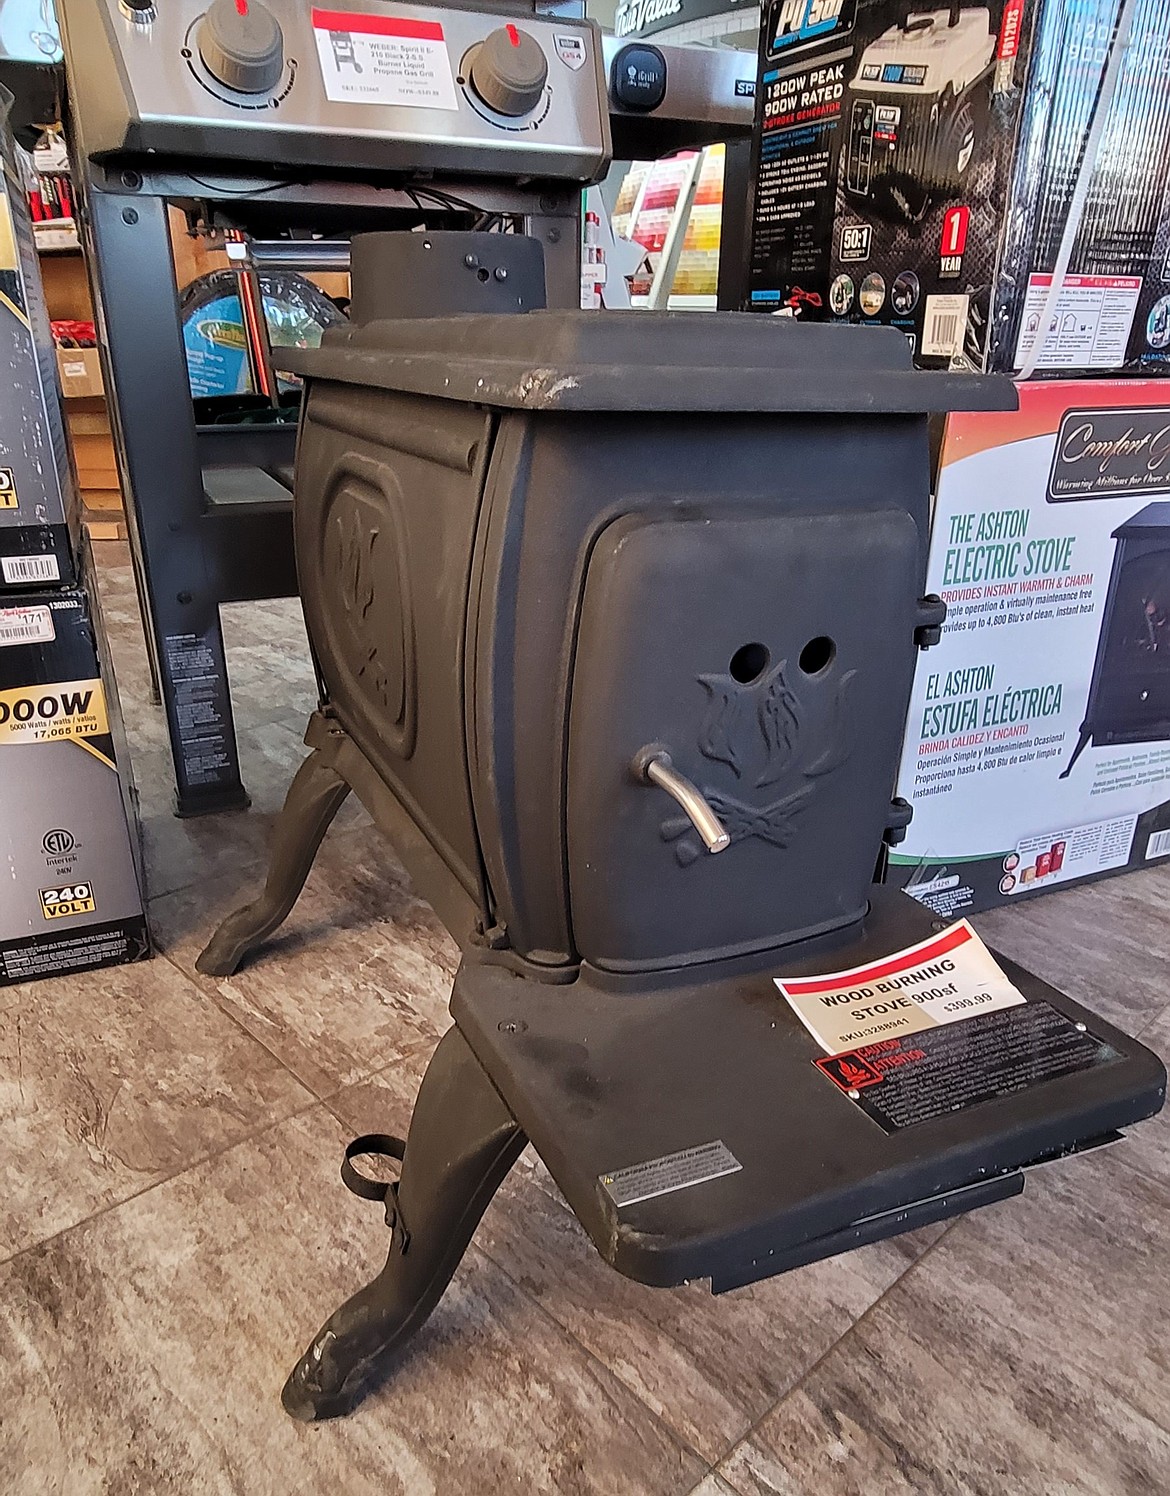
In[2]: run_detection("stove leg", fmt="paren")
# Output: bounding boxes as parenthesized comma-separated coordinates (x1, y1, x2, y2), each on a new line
(282, 1026, 526, 1422)
(196, 749, 351, 975)
(1059, 728, 1091, 780)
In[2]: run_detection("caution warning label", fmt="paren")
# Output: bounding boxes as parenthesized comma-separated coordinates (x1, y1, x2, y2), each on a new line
(776, 920, 1024, 1054)
(814, 1002, 1120, 1133)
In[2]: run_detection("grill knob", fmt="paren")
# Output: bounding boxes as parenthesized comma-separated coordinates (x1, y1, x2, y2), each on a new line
(469, 25, 548, 116)
(197, 0, 284, 94)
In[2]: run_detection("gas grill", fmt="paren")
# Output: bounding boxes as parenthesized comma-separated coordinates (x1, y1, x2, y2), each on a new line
(199, 262, 1166, 1420)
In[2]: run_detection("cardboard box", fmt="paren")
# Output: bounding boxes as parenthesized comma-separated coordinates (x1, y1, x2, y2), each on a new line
(0, 92, 77, 591)
(745, 0, 1170, 377)
(69, 432, 120, 487)
(0, 576, 148, 984)
(991, 0, 1170, 377)
(746, 0, 1032, 365)
(890, 381, 1170, 916)
(56, 346, 103, 399)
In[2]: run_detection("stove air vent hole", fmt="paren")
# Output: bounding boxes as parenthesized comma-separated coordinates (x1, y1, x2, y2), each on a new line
(799, 635, 836, 676)
(729, 642, 770, 684)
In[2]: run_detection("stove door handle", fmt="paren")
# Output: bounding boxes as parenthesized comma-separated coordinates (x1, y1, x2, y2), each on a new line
(633, 748, 731, 854)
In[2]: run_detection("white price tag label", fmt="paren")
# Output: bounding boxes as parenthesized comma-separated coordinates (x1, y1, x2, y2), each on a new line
(0, 605, 54, 647)
(775, 920, 1025, 1054)
(922, 294, 969, 359)
(312, 7, 458, 110)
(2, 554, 60, 586)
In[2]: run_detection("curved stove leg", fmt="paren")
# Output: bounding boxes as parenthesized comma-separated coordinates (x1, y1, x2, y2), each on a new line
(1059, 728, 1091, 780)
(196, 748, 351, 975)
(282, 1026, 526, 1421)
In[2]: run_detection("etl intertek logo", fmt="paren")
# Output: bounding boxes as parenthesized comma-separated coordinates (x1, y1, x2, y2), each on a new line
(768, 0, 855, 59)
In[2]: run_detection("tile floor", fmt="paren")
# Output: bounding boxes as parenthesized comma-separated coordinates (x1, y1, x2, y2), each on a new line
(2, 542, 1168, 1494)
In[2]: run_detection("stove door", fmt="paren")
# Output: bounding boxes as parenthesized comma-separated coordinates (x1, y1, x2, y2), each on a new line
(567, 507, 921, 973)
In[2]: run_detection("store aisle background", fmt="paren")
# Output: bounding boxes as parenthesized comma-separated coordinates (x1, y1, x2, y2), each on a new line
(1, 542, 1167, 1495)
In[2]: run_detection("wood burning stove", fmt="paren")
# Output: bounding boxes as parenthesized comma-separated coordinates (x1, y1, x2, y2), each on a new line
(199, 249, 1165, 1420)
(1063, 502, 1170, 777)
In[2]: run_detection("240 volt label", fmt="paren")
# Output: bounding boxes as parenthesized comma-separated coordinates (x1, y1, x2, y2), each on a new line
(40, 881, 97, 919)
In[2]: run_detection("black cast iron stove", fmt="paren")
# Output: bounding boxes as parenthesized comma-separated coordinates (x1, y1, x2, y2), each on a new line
(1063, 502, 1170, 777)
(200, 245, 1165, 1420)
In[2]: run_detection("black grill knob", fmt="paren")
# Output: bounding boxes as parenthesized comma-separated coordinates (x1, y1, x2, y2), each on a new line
(469, 25, 548, 117)
(197, 0, 284, 94)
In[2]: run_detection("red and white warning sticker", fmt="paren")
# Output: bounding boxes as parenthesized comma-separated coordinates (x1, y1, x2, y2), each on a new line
(311, 8, 458, 110)
(774, 919, 1024, 1055)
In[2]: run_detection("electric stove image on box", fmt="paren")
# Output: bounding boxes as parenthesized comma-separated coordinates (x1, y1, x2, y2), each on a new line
(1063, 503, 1170, 777)
(845, 4, 996, 222)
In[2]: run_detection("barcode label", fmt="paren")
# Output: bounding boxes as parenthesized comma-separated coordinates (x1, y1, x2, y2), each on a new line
(0, 605, 54, 646)
(1145, 829, 1170, 860)
(1, 554, 61, 585)
(922, 294, 969, 358)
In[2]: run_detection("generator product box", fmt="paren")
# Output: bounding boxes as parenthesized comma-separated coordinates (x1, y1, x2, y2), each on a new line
(890, 381, 1170, 916)
(992, 0, 1170, 377)
(745, 0, 1170, 377)
(746, 0, 1032, 363)
(0, 88, 78, 590)
(0, 580, 148, 984)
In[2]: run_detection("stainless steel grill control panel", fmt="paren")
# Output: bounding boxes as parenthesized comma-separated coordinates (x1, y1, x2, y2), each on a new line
(60, 0, 610, 180)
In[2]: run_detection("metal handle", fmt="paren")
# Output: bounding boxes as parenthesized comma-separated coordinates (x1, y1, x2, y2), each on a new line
(635, 749, 730, 854)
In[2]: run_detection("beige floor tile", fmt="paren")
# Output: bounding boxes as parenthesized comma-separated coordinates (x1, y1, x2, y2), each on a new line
(151, 824, 459, 1096)
(717, 1151, 1170, 1496)
(330, 1051, 948, 1467)
(0, 957, 312, 1262)
(1111, 1001, 1170, 1193)
(0, 1105, 705, 1496)
(976, 862, 1170, 1033)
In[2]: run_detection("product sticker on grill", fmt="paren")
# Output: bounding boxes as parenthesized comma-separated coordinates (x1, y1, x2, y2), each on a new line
(813, 1002, 1120, 1133)
(310, 8, 458, 110)
(775, 919, 1024, 1054)
(554, 33, 586, 70)
(0, 606, 53, 647)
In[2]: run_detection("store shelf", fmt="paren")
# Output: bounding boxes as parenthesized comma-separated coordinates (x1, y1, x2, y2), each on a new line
(631, 294, 718, 311)
(34, 217, 81, 253)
